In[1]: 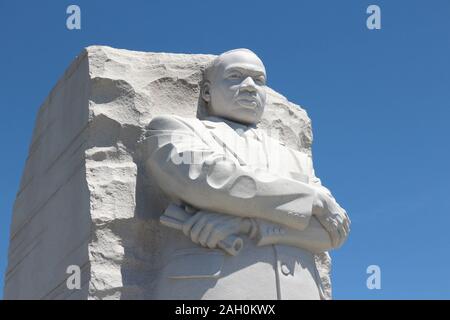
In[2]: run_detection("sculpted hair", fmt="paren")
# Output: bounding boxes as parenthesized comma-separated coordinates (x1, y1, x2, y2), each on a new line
(202, 48, 257, 84)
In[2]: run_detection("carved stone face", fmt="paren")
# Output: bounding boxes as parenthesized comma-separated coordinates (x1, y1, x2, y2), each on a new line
(202, 49, 267, 125)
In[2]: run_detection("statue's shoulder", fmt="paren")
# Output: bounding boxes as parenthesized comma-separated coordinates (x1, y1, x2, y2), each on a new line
(254, 128, 286, 147)
(256, 128, 314, 172)
(147, 115, 203, 132)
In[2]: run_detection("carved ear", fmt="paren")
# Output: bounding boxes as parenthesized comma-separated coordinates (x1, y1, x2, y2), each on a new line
(201, 81, 211, 103)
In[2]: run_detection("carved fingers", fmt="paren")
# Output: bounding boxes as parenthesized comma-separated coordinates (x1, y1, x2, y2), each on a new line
(183, 211, 244, 249)
(313, 189, 351, 249)
(316, 208, 350, 249)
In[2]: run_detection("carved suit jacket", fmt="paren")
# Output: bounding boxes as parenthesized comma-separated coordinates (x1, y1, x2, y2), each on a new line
(143, 115, 336, 300)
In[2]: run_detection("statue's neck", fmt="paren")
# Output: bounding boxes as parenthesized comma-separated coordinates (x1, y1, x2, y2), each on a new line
(204, 115, 257, 131)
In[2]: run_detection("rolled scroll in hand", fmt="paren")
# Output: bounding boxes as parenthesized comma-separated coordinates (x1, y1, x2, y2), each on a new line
(160, 204, 244, 256)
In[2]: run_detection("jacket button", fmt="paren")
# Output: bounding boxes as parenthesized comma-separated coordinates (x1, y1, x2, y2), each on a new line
(280, 263, 291, 276)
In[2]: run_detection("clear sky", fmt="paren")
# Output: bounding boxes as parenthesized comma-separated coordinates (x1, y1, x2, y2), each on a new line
(1, 0, 449, 299)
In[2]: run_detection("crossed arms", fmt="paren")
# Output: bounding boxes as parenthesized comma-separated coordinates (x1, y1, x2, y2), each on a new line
(143, 115, 350, 253)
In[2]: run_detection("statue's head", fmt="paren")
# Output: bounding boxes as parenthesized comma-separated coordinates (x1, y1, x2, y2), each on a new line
(202, 49, 267, 125)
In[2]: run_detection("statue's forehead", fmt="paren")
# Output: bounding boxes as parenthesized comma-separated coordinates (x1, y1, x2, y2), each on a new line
(216, 51, 266, 74)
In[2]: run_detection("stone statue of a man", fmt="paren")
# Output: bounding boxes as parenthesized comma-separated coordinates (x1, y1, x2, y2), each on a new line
(143, 48, 350, 299)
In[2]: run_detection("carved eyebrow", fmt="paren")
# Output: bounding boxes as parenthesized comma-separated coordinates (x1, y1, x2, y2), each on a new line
(224, 66, 266, 78)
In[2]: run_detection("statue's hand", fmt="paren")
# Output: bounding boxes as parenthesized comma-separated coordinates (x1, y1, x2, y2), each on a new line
(312, 189, 351, 248)
(182, 211, 252, 249)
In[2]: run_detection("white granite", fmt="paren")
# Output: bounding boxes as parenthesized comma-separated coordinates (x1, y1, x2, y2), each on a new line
(3, 46, 338, 299)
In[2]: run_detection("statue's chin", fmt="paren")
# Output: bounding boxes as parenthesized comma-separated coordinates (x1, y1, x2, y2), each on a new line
(208, 103, 263, 125)
(236, 109, 263, 125)
(225, 113, 260, 126)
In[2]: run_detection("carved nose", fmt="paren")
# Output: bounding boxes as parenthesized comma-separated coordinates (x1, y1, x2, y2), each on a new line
(240, 77, 257, 92)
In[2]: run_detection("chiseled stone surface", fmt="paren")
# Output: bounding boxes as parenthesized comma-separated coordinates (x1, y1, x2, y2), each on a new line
(3, 46, 331, 299)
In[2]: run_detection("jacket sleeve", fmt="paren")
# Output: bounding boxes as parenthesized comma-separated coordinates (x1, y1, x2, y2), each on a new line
(255, 217, 334, 253)
(142, 115, 318, 231)
(254, 153, 337, 252)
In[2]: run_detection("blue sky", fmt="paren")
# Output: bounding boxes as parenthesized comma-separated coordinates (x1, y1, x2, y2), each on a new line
(1, 0, 449, 299)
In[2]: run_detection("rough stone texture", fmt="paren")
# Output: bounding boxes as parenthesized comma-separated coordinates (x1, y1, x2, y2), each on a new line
(3, 46, 331, 300)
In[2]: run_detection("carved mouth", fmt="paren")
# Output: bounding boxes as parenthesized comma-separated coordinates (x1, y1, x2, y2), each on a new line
(236, 97, 258, 108)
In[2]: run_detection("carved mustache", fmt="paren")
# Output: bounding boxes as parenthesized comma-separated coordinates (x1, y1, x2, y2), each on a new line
(234, 92, 260, 104)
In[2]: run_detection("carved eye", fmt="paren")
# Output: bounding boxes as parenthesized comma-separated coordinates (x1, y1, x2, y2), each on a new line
(254, 77, 266, 85)
(228, 72, 241, 80)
